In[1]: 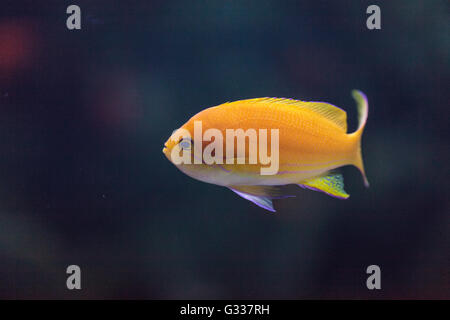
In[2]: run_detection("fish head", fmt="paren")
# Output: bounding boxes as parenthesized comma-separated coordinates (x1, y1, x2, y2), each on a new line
(162, 126, 194, 163)
(163, 119, 225, 184)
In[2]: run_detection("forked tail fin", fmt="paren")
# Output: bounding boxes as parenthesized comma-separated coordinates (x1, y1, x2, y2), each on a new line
(349, 90, 369, 187)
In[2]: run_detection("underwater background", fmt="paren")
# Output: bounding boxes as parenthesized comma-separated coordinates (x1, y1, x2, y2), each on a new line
(0, 0, 448, 299)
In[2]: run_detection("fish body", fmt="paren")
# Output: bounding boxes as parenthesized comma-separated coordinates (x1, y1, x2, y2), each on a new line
(163, 90, 369, 212)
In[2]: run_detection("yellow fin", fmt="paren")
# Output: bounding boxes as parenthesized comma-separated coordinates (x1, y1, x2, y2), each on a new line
(244, 97, 348, 132)
(349, 90, 369, 187)
(299, 173, 350, 199)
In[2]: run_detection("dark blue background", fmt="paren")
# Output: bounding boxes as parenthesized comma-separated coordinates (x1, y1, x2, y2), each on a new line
(0, 0, 448, 299)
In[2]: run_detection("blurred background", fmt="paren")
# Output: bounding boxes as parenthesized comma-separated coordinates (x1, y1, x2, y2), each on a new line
(0, 0, 448, 299)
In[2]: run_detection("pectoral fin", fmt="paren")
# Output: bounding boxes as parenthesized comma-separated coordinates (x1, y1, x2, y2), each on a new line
(228, 185, 295, 212)
(299, 173, 349, 199)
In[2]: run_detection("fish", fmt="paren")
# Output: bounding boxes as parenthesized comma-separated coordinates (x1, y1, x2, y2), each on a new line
(163, 90, 369, 212)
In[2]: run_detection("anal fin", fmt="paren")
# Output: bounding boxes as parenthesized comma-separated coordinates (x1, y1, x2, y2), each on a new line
(299, 172, 350, 199)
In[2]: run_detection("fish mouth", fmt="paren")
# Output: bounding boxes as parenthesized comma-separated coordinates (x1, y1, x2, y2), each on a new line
(162, 142, 169, 155)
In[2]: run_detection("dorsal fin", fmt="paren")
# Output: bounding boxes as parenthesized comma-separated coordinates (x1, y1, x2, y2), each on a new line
(241, 97, 348, 132)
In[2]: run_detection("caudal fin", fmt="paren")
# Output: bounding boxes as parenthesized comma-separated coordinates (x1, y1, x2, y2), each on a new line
(349, 90, 369, 187)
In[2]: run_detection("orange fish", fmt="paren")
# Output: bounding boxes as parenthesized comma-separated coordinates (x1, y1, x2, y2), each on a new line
(163, 90, 369, 212)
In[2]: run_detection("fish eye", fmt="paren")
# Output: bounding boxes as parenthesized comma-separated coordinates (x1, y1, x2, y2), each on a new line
(178, 138, 192, 150)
